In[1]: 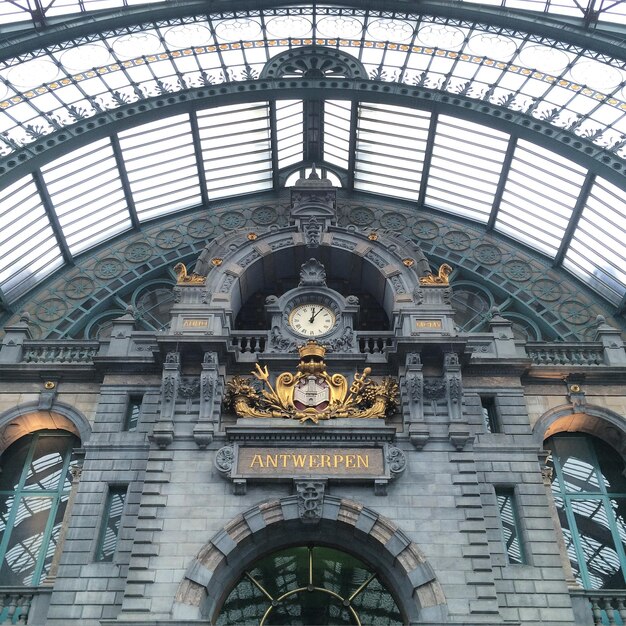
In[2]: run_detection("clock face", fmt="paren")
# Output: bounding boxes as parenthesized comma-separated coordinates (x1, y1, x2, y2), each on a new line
(288, 304, 336, 337)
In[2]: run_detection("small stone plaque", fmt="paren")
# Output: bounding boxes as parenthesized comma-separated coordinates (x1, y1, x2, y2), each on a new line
(182, 318, 209, 328)
(237, 446, 385, 478)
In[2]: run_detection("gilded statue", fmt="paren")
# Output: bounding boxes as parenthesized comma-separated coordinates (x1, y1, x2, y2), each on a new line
(174, 262, 206, 285)
(418, 263, 453, 286)
(224, 341, 398, 423)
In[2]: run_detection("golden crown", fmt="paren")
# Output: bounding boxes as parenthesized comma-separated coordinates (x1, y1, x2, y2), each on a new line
(298, 340, 326, 359)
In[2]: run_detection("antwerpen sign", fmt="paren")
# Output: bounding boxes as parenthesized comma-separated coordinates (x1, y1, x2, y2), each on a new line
(215, 443, 406, 494)
(238, 447, 384, 477)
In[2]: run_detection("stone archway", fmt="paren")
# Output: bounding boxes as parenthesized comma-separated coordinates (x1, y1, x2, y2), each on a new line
(0, 401, 91, 454)
(533, 403, 626, 458)
(172, 496, 448, 625)
(194, 226, 431, 325)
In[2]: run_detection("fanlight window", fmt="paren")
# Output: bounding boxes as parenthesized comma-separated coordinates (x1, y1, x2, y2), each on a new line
(0, 430, 80, 586)
(216, 545, 403, 625)
(546, 434, 626, 590)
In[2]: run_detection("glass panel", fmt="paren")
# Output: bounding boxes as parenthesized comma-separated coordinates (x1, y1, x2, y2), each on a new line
(135, 287, 175, 330)
(426, 115, 509, 222)
(550, 437, 604, 494)
(0, 435, 33, 492)
(196, 102, 272, 199)
(496, 492, 525, 564)
(0, 496, 53, 586)
(564, 177, 626, 306)
(0, 176, 62, 302)
(24, 436, 68, 491)
(324, 100, 352, 169)
(496, 140, 585, 258)
(350, 576, 403, 626)
(265, 590, 355, 625)
(354, 103, 430, 201)
(571, 498, 624, 589)
(96, 487, 127, 562)
(217, 546, 402, 626)
(215, 576, 267, 626)
(276, 100, 303, 169)
(124, 398, 142, 432)
(41, 138, 132, 255)
(118, 114, 202, 220)
(452, 288, 491, 331)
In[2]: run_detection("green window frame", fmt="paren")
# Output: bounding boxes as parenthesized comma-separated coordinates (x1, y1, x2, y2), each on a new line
(0, 430, 80, 586)
(547, 433, 626, 590)
(95, 485, 127, 562)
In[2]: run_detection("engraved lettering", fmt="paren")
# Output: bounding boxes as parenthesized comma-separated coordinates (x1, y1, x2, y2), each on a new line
(183, 318, 209, 328)
(250, 454, 264, 468)
(346, 454, 356, 468)
(334, 454, 344, 468)
(357, 454, 369, 468)
(293, 454, 307, 468)
(266, 455, 278, 468)
(415, 320, 442, 329)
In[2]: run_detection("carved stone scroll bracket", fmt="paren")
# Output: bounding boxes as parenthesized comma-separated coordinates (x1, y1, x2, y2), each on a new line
(215, 445, 235, 477)
(295, 480, 326, 524)
(386, 446, 407, 478)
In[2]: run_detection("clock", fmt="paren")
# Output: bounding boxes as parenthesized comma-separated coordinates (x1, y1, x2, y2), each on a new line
(288, 303, 336, 337)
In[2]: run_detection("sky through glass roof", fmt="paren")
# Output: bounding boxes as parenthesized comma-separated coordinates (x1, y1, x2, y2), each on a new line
(0, 2, 626, 314)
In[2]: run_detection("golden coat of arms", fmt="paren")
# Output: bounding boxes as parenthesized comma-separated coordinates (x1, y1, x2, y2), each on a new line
(224, 341, 398, 423)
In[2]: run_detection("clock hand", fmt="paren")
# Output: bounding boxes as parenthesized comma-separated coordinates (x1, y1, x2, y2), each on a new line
(311, 307, 324, 321)
(308, 307, 317, 324)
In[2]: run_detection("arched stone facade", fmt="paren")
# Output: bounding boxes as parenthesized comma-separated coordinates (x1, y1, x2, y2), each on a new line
(0, 401, 91, 453)
(533, 403, 626, 458)
(173, 496, 448, 624)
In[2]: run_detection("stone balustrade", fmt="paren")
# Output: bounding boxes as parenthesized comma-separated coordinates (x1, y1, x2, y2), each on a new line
(357, 333, 395, 355)
(20, 341, 99, 364)
(585, 590, 626, 625)
(0, 589, 34, 624)
(526, 342, 605, 366)
(230, 332, 268, 354)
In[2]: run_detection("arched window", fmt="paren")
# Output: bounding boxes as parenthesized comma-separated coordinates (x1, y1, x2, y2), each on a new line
(546, 433, 626, 590)
(0, 430, 80, 586)
(216, 545, 403, 625)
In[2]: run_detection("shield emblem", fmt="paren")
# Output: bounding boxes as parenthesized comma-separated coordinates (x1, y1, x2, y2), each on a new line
(293, 375, 330, 411)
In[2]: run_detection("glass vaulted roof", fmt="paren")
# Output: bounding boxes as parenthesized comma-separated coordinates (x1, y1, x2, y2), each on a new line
(1, 1, 626, 315)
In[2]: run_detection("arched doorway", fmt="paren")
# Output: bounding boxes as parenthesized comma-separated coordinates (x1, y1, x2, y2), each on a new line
(216, 545, 403, 625)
